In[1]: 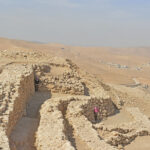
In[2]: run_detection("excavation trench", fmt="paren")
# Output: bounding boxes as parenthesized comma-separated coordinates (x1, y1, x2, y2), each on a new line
(9, 91, 51, 150)
(58, 102, 77, 150)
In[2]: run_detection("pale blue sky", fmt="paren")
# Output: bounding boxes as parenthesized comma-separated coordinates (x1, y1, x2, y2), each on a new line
(0, 0, 150, 47)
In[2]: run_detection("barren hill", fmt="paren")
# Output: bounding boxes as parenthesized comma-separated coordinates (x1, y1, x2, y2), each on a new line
(0, 38, 150, 150)
(1, 37, 150, 85)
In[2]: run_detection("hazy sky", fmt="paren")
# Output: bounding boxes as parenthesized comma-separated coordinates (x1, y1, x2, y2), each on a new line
(0, 0, 150, 47)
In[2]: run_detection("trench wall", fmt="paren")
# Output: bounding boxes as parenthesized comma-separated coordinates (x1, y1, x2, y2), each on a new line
(35, 97, 75, 150)
(7, 71, 35, 135)
(0, 65, 35, 149)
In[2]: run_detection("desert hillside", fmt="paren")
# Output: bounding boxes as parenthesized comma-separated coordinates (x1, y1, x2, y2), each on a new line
(1, 37, 150, 85)
(0, 38, 150, 150)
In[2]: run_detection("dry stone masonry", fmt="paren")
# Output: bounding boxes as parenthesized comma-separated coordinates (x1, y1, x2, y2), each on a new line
(33, 60, 85, 95)
(0, 64, 34, 149)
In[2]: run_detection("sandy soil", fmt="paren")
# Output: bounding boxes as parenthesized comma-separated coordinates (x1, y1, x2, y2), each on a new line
(10, 117, 38, 150)
(1, 37, 150, 85)
(101, 108, 134, 125)
(125, 136, 150, 150)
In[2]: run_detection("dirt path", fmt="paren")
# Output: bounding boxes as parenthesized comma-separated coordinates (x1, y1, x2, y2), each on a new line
(10, 92, 51, 150)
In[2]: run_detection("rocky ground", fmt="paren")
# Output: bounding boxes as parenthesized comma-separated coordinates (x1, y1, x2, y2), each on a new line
(0, 49, 150, 150)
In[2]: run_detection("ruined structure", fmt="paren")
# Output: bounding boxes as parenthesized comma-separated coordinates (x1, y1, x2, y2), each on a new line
(0, 50, 150, 150)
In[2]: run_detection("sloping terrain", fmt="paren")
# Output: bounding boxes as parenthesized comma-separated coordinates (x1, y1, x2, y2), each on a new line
(1, 37, 150, 85)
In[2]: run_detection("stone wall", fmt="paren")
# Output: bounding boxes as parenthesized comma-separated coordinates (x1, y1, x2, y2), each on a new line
(67, 99, 117, 150)
(0, 127, 10, 150)
(0, 64, 35, 149)
(82, 97, 117, 122)
(33, 61, 85, 95)
(35, 97, 75, 150)
(7, 71, 35, 135)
